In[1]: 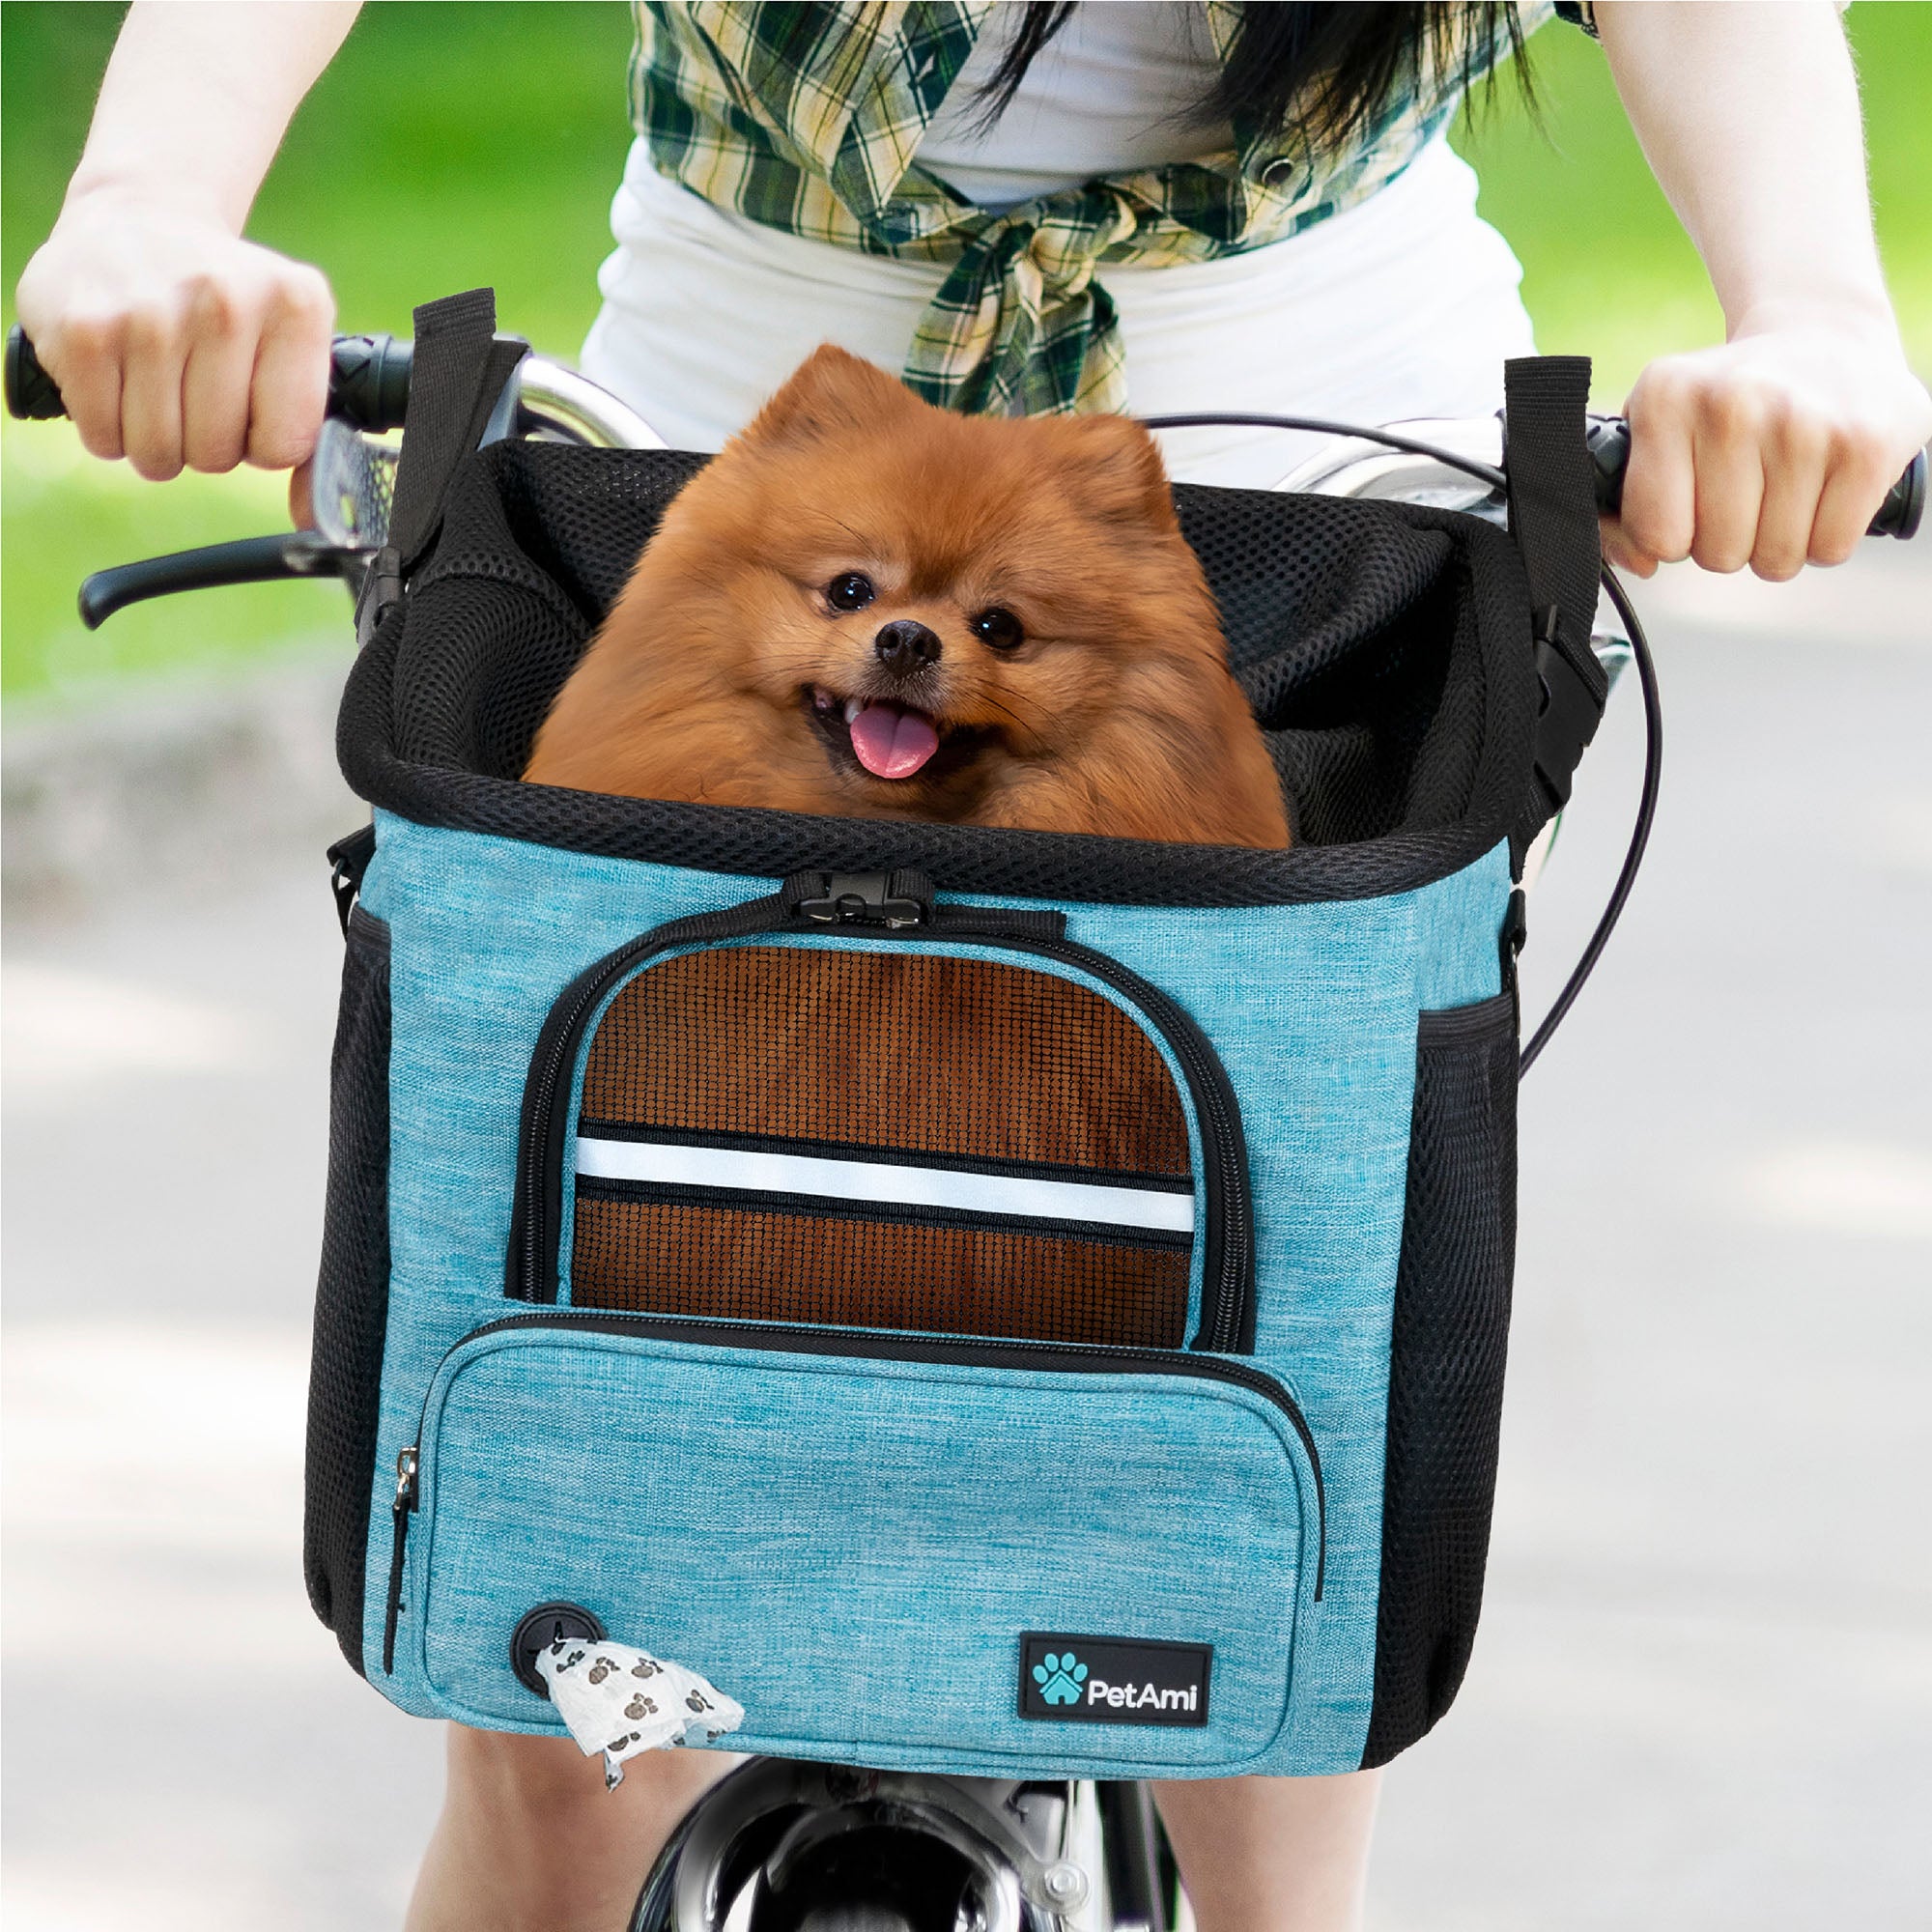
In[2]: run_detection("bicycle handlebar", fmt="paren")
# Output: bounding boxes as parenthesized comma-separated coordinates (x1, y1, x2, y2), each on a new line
(6, 322, 1925, 538)
(6, 324, 414, 434)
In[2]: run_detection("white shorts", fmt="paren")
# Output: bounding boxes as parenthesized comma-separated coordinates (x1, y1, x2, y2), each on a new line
(582, 132, 1538, 489)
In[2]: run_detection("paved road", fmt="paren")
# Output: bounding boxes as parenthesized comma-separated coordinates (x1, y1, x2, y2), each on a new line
(5, 548, 1928, 1928)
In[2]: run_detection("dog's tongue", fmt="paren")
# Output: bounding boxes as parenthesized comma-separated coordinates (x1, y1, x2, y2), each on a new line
(848, 699, 940, 780)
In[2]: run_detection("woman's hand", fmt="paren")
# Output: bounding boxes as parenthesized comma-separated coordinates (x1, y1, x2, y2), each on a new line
(10, 1, 359, 493)
(1609, 308, 1932, 581)
(1594, 4, 1930, 582)
(15, 188, 335, 482)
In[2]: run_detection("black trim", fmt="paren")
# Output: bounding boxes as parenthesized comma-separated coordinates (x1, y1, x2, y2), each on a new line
(574, 1119, 1195, 1195)
(508, 901, 1255, 1352)
(574, 1175, 1195, 1252)
(416, 1310, 1324, 1601)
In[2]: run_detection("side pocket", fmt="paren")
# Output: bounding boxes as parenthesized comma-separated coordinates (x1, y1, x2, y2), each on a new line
(1361, 989, 1518, 1768)
(303, 903, 393, 1675)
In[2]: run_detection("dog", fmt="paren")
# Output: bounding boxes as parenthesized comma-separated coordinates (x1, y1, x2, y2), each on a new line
(524, 345, 1289, 849)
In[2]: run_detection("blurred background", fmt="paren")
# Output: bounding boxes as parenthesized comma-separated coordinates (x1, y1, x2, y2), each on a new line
(4, 5, 1929, 1928)
(5, 2, 1927, 708)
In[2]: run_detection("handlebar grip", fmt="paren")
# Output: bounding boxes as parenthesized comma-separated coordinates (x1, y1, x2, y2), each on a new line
(5, 326, 67, 419)
(325, 331, 413, 432)
(4, 323, 413, 432)
(1586, 413, 1925, 541)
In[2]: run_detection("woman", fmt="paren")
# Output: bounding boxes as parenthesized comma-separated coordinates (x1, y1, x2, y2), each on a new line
(16, 6, 1927, 1927)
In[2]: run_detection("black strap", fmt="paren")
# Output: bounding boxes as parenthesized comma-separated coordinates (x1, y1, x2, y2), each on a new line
(1503, 356, 1610, 865)
(359, 289, 528, 645)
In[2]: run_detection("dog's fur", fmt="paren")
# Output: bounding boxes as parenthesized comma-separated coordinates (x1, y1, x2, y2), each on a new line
(525, 346, 1288, 849)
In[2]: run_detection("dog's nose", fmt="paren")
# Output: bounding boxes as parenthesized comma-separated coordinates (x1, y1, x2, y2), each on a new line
(873, 620, 942, 671)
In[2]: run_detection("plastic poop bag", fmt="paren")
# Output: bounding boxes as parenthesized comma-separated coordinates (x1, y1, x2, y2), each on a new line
(537, 1637, 746, 1789)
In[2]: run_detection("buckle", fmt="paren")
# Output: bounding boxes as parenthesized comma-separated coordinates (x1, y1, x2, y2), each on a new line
(1530, 604, 1607, 818)
(326, 823, 378, 939)
(354, 543, 403, 649)
(786, 871, 930, 928)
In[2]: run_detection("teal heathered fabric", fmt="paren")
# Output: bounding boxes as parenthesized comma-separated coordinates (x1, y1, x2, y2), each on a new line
(417, 1327, 1313, 1775)
(355, 810, 1509, 1775)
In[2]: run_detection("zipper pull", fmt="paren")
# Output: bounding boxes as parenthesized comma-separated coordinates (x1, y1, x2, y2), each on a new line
(384, 1446, 419, 1677)
(394, 1444, 419, 1515)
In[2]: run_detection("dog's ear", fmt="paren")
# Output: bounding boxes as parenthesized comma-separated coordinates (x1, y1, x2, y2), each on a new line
(1048, 413, 1181, 532)
(740, 345, 922, 446)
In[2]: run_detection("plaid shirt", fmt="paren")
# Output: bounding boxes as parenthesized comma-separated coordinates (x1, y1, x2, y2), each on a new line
(629, 3, 1554, 416)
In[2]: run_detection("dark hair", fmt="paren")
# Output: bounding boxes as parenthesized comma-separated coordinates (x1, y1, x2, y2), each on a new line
(975, 2, 1531, 155)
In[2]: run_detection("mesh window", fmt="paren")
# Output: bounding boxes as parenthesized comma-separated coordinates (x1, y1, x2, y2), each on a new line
(569, 945, 1194, 1346)
(581, 946, 1189, 1173)
(575, 1193, 1186, 1349)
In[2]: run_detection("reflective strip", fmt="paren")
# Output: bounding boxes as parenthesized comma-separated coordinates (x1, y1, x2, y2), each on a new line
(574, 1137, 1195, 1235)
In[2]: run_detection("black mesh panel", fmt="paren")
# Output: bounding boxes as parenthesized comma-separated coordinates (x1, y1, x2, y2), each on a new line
(303, 904, 393, 1675)
(1361, 989, 1519, 1767)
(338, 441, 1540, 908)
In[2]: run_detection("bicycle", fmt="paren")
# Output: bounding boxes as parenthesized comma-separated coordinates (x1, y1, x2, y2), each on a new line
(6, 322, 1922, 1932)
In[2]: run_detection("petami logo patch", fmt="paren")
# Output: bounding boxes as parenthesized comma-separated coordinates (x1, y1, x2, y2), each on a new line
(1018, 1634, 1211, 1727)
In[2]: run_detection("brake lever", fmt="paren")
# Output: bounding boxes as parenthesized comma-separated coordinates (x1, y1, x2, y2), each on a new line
(77, 529, 368, 630)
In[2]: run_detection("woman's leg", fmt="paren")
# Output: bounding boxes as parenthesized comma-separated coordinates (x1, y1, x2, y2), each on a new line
(404, 1723, 740, 1932)
(1152, 1768, 1383, 1932)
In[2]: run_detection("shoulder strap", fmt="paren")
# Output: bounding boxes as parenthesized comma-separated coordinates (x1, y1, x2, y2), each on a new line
(1503, 355, 1609, 864)
(355, 288, 528, 643)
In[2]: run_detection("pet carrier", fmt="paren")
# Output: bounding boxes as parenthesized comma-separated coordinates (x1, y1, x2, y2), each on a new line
(305, 291, 1611, 1778)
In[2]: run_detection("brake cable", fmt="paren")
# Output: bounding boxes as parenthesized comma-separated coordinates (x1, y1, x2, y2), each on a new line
(1140, 411, 1659, 1077)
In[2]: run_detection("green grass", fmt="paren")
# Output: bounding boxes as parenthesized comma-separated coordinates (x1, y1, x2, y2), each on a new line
(2, 2, 634, 703)
(4, 2, 1928, 704)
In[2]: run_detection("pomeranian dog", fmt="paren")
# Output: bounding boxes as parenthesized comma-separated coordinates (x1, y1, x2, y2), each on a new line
(525, 345, 1288, 848)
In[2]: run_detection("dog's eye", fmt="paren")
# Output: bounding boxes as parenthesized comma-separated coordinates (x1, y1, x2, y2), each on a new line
(971, 608, 1024, 651)
(826, 573, 875, 612)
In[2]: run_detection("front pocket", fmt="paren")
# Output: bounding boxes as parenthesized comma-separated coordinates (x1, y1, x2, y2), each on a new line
(303, 902, 393, 1672)
(1361, 988, 1519, 1767)
(394, 1314, 1321, 1772)
(506, 884, 1256, 1352)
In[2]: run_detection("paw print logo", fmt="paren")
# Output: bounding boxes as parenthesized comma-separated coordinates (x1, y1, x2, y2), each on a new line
(624, 1694, 658, 1719)
(587, 1656, 619, 1685)
(1032, 1652, 1088, 1706)
(631, 1660, 662, 1680)
(686, 1690, 713, 1714)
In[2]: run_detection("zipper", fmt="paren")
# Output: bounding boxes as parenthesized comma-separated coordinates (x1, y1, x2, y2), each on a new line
(982, 929, 1253, 1351)
(505, 895, 1255, 1351)
(412, 1310, 1322, 1599)
(382, 1444, 418, 1675)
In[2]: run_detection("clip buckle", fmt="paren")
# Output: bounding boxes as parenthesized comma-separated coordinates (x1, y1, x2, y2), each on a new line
(790, 871, 929, 929)
(1530, 604, 1607, 818)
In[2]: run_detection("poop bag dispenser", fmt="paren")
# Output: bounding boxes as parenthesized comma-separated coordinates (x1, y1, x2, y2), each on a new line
(536, 1638, 746, 1788)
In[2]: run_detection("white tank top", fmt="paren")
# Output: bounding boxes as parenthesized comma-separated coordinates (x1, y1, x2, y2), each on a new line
(915, 3, 1233, 211)
(582, 7, 1539, 485)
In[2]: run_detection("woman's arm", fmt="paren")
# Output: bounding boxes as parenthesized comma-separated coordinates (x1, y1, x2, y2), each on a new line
(14, 0, 362, 480)
(1594, 0, 1931, 579)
